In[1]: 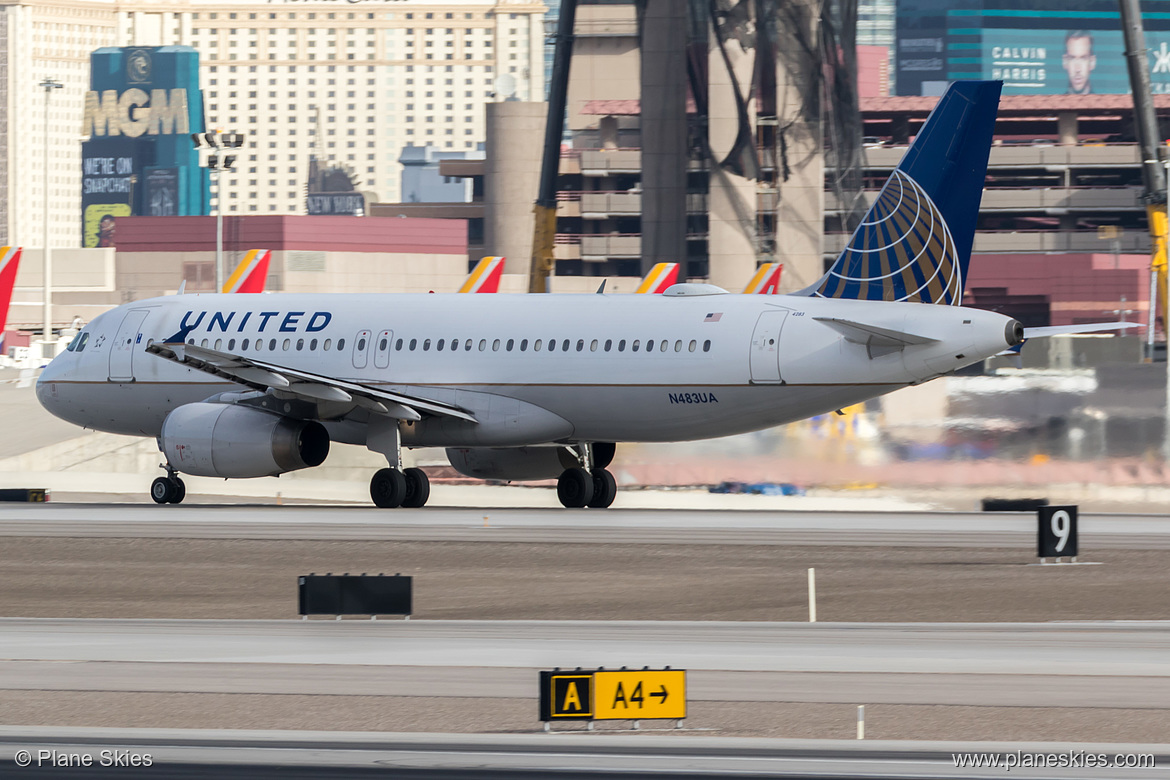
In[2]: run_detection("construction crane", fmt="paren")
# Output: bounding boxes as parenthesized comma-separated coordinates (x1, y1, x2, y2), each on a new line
(528, 0, 578, 294)
(1118, 0, 1168, 355)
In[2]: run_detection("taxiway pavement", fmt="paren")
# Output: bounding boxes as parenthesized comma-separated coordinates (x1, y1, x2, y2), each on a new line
(1, 504, 1169, 547)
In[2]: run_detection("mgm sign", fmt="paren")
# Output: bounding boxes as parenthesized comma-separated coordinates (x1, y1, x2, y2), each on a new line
(82, 88, 191, 138)
(81, 47, 208, 246)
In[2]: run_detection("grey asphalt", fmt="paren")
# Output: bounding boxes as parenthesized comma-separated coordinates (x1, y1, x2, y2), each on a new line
(2, 619, 1169, 711)
(1, 504, 1168, 547)
(0, 728, 1165, 779)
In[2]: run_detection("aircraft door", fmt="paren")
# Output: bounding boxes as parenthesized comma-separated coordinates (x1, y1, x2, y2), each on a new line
(108, 309, 151, 382)
(352, 329, 372, 370)
(749, 310, 788, 383)
(373, 329, 393, 369)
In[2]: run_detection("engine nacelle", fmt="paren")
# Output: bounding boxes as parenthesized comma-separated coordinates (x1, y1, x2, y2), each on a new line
(445, 446, 579, 481)
(160, 403, 330, 478)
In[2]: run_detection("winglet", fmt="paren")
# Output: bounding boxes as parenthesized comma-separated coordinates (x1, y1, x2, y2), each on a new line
(459, 256, 505, 293)
(743, 263, 783, 295)
(223, 249, 271, 294)
(635, 263, 680, 294)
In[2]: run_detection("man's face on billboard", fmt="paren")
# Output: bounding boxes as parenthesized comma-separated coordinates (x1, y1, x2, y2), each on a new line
(1063, 35, 1095, 93)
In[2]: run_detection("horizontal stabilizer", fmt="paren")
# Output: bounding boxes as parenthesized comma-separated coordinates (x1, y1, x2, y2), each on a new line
(1023, 322, 1142, 339)
(815, 317, 938, 347)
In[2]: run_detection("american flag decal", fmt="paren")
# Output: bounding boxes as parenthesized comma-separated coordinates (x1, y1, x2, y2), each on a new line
(704, 312, 722, 322)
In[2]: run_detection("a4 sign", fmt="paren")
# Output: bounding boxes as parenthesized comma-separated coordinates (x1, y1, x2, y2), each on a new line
(540, 669, 687, 722)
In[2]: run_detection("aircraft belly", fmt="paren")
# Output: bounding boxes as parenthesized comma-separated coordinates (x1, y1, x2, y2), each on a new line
(38, 381, 219, 437)
(475, 384, 897, 443)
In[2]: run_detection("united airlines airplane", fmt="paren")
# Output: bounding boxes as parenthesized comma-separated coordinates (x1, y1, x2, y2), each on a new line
(35, 82, 1124, 508)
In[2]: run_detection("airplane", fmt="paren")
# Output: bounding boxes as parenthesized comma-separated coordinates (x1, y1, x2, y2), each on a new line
(743, 263, 782, 295)
(635, 263, 680, 294)
(458, 256, 505, 293)
(222, 249, 271, 294)
(35, 81, 1131, 509)
(0, 246, 20, 356)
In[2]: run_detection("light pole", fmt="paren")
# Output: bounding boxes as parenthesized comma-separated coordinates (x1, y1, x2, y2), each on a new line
(39, 76, 63, 358)
(191, 131, 245, 291)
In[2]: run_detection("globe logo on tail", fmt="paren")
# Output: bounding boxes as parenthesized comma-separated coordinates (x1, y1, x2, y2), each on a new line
(815, 170, 961, 305)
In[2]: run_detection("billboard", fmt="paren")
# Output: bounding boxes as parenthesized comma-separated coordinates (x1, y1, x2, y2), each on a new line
(896, 0, 1170, 96)
(81, 47, 209, 245)
(983, 29, 1170, 96)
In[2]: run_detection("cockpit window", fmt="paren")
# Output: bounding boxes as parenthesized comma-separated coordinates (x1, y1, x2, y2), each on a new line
(69, 333, 90, 353)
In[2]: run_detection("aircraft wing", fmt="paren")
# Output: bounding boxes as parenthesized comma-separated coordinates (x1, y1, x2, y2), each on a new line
(145, 341, 477, 422)
(1022, 322, 1141, 339)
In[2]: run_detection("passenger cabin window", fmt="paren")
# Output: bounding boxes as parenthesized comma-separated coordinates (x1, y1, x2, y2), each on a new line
(645, 339, 654, 352)
(506, 339, 514, 351)
(228, 339, 236, 350)
(534, 339, 542, 351)
(604, 339, 612, 352)
(423, 339, 431, 351)
(689, 340, 696, 352)
(478, 339, 487, 351)
(310, 339, 318, 350)
(282, 339, 291, 351)
(492, 339, 500, 351)
(618, 339, 626, 352)
(242, 339, 251, 350)
(703, 340, 711, 352)
(590, 339, 598, 352)
(437, 338, 445, 350)
(338, 339, 346, 350)
(520, 339, 528, 351)
(323, 338, 332, 350)
(464, 339, 473, 350)
(561, 339, 570, 352)
(674, 340, 682, 352)
(297, 339, 305, 350)
(395, 338, 404, 350)
(632, 340, 640, 352)
(269, 339, 277, 350)
(409, 339, 417, 350)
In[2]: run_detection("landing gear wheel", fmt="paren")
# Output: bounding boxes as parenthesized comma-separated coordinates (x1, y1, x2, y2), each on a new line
(151, 476, 185, 505)
(370, 468, 407, 508)
(557, 467, 594, 508)
(588, 468, 617, 509)
(168, 477, 186, 505)
(151, 477, 172, 505)
(401, 467, 431, 508)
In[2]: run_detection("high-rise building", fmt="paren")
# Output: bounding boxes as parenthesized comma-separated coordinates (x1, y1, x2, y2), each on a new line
(2, 0, 546, 247)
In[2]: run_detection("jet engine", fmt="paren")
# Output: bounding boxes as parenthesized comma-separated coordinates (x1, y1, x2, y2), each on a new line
(160, 403, 329, 478)
(446, 446, 579, 481)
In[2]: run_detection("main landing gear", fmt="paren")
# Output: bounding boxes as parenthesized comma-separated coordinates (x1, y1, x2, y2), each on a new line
(370, 467, 430, 509)
(151, 464, 186, 505)
(556, 443, 617, 509)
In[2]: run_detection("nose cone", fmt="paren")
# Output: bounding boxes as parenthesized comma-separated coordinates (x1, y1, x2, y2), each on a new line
(36, 353, 69, 420)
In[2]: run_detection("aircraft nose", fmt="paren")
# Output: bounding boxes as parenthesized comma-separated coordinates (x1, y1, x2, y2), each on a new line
(35, 353, 69, 417)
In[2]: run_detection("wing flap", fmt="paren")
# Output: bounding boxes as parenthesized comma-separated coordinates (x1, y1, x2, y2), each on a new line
(146, 341, 476, 422)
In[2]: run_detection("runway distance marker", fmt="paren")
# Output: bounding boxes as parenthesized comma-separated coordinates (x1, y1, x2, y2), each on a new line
(1038, 505, 1078, 561)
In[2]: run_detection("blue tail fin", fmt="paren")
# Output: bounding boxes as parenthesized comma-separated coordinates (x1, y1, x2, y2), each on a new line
(812, 80, 1001, 305)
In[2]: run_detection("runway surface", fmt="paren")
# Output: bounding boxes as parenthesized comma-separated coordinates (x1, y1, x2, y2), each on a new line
(1, 504, 1169, 547)
(0, 727, 1165, 779)
(3, 618, 1169, 709)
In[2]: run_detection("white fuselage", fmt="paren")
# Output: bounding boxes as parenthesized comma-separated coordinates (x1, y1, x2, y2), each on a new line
(36, 291, 1017, 448)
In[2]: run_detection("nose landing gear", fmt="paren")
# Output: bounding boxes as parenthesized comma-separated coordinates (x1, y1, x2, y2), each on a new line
(151, 464, 186, 505)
